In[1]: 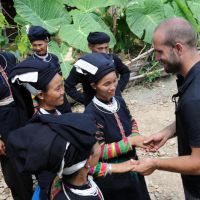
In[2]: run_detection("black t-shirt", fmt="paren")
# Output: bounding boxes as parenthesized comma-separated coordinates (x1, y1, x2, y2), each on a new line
(175, 61, 200, 197)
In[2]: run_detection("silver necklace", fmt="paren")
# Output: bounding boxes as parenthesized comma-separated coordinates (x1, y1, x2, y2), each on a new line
(33, 52, 52, 62)
(92, 96, 120, 114)
(62, 176, 104, 199)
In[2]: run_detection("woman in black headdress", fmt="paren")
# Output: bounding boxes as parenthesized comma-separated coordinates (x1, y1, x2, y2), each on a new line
(10, 58, 65, 116)
(7, 112, 104, 200)
(10, 58, 66, 199)
(78, 53, 151, 200)
(26, 25, 71, 113)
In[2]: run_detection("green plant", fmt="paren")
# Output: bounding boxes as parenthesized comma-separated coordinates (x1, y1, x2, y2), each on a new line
(139, 61, 161, 83)
(2, 0, 200, 79)
(0, 12, 9, 47)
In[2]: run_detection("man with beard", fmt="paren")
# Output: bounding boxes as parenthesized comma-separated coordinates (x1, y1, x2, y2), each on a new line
(132, 17, 200, 200)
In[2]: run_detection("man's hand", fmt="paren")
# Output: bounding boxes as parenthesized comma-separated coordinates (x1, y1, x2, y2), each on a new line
(143, 122, 176, 151)
(0, 140, 6, 155)
(143, 132, 169, 152)
(132, 158, 157, 176)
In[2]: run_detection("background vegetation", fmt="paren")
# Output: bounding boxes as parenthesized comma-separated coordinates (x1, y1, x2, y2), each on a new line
(1, 0, 200, 78)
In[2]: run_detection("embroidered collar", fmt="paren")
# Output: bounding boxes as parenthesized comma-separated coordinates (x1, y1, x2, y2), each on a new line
(62, 176, 104, 199)
(92, 96, 119, 114)
(33, 52, 52, 62)
(39, 108, 61, 115)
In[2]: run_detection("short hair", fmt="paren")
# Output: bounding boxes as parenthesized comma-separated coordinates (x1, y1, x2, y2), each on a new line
(154, 17, 197, 48)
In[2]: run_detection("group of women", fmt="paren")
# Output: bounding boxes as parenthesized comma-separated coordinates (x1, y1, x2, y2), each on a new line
(1, 25, 152, 200)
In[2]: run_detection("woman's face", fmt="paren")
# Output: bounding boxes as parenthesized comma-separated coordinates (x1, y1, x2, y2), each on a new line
(92, 71, 118, 101)
(38, 73, 64, 110)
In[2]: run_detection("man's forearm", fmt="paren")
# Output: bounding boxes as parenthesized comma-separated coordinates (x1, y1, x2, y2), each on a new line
(160, 121, 176, 139)
(154, 155, 200, 175)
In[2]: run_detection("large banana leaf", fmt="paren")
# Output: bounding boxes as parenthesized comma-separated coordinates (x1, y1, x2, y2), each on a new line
(48, 41, 73, 78)
(126, 0, 166, 43)
(63, 0, 129, 12)
(58, 13, 116, 52)
(14, 0, 71, 34)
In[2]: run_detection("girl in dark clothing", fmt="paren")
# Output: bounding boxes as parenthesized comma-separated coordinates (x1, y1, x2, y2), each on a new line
(77, 53, 151, 200)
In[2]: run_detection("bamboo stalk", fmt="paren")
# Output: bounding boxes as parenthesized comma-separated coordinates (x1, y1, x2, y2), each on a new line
(129, 68, 165, 81)
(130, 48, 154, 63)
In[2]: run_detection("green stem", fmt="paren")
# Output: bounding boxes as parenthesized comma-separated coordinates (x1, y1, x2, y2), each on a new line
(174, 0, 200, 33)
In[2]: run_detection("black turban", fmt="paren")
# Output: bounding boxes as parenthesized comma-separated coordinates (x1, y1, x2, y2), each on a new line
(28, 26, 50, 43)
(9, 58, 58, 91)
(74, 53, 115, 83)
(7, 113, 97, 173)
(87, 32, 110, 44)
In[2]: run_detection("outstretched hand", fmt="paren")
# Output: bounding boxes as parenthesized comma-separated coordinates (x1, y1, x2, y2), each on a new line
(144, 122, 176, 152)
(113, 159, 139, 173)
(132, 158, 157, 176)
(143, 132, 169, 152)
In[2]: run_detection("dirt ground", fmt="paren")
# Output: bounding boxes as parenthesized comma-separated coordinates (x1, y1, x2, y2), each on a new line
(0, 75, 184, 200)
(123, 75, 184, 200)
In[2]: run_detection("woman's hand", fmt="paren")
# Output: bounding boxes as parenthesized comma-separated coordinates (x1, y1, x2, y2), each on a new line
(111, 159, 138, 173)
(128, 135, 155, 151)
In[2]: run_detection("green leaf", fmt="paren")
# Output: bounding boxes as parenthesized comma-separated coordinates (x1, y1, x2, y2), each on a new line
(63, 0, 129, 12)
(58, 13, 115, 52)
(90, 13, 116, 48)
(48, 41, 73, 78)
(163, 4, 176, 18)
(168, 1, 185, 17)
(0, 28, 8, 46)
(14, 0, 71, 34)
(0, 13, 8, 29)
(14, 14, 29, 26)
(15, 27, 31, 56)
(126, 0, 166, 43)
(187, 1, 200, 23)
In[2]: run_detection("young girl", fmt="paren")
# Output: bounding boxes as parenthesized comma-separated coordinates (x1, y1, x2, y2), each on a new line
(75, 53, 150, 200)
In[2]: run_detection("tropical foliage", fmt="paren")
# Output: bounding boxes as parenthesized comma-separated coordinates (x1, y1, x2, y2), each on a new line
(1, 0, 200, 77)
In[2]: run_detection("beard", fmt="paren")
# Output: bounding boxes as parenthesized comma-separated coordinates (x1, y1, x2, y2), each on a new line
(162, 51, 182, 74)
(163, 61, 182, 74)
